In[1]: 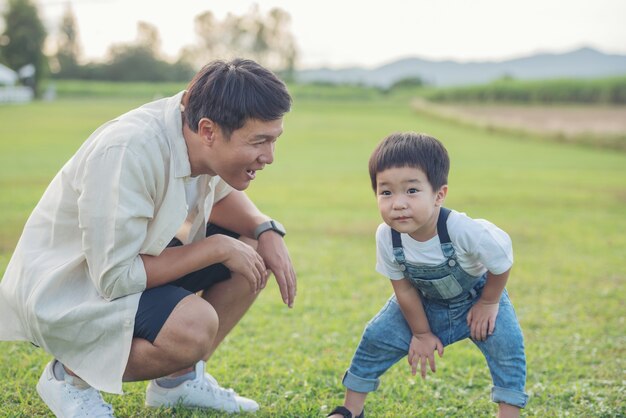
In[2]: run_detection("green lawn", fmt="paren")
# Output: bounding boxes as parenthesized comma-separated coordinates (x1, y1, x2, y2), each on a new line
(0, 92, 624, 417)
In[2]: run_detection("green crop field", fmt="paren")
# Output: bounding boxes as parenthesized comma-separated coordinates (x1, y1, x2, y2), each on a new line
(0, 88, 624, 417)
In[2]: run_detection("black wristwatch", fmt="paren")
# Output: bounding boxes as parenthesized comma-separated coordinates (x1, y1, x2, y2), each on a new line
(254, 219, 286, 240)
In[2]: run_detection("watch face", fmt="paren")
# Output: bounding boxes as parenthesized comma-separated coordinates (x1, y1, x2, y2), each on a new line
(271, 220, 286, 235)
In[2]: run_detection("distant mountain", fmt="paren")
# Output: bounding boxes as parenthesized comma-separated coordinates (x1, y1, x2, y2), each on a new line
(295, 47, 626, 88)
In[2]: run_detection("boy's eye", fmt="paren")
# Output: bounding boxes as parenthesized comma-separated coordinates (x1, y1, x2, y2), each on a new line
(380, 190, 391, 196)
(407, 188, 418, 194)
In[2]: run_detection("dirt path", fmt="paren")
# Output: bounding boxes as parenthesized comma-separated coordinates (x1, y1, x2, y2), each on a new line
(411, 100, 626, 137)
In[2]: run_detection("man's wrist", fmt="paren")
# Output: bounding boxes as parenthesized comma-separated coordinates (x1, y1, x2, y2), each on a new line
(254, 219, 286, 240)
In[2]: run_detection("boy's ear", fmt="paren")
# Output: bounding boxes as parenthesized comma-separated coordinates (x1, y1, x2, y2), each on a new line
(197, 118, 217, 144)
(435, 185, 448, 206)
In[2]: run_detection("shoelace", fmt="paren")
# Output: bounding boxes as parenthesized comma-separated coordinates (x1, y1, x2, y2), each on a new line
(194, 373, 237, 399)
(66, 384, 114, 417)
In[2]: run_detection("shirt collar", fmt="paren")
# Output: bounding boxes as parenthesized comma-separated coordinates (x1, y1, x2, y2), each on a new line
(164, 91, 191, 179)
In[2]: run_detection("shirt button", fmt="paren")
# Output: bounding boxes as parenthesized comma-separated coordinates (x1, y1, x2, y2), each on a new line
(123, 319, 132, 327)
(399, 264, 406, 271)
(448, 259, 457, 267)
(157, 239, 164, 246)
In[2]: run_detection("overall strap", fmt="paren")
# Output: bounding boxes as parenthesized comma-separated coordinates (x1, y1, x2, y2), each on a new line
(390, 228, 407, 268)
(437, 207, 456, 259)
(436, 207, 452, 244)
(391, 228, 403, 249)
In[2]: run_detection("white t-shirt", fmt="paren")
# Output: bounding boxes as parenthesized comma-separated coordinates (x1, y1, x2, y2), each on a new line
(376, 209, 513, 280)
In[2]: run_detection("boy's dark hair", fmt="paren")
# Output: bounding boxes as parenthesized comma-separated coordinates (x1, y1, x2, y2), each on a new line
(368, 132, 449, 192)
(184, 58, 292, 138)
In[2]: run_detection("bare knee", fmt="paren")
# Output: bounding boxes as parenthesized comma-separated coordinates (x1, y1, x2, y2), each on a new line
(188, 299, 219, 356)
(179, 297, 219, 359)
(156, 295, 219, 363)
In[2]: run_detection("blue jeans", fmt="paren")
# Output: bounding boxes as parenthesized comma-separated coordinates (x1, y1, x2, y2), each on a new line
(343, 286, 529, 408)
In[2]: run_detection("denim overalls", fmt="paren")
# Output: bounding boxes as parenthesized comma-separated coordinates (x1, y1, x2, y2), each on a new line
(343, 208, 529, 409)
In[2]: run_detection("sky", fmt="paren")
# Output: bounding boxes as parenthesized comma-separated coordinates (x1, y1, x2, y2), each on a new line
(6, 0, 626, 69)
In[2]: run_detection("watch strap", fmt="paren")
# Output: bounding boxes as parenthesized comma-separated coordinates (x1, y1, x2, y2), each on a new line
(254, 220, 286, 240)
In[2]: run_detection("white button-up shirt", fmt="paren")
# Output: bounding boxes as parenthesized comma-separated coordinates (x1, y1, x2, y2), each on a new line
(0, 92, 233, 393)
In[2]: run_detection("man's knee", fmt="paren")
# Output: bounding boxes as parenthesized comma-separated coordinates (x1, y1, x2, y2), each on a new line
(181, 298, 219, 358)
(157, 296, 219, 361)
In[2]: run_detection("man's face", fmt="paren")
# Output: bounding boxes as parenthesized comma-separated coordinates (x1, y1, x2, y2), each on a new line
(209, 118, 283, 190)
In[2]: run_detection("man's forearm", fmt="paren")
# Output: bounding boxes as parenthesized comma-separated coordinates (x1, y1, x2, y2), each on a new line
(140, 235, 227, 289)
(209, 190, 268, 238)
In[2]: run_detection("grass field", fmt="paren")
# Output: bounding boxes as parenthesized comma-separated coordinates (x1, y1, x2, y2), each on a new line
(0, 89, 625, 417)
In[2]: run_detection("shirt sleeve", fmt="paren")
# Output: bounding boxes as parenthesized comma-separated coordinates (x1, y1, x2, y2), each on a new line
(375, 224, 406, 280)
(77, 145, 152, 301)
(455, 217, 514, 275)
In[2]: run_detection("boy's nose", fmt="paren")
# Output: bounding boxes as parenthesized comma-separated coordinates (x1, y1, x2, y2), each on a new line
(392, 198, 408, 210)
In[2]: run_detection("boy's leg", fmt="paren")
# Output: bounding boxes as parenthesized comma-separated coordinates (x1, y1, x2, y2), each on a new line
(333, 296, 413, 417)
(327, 390, 367, 418)
(467, 290, 528, 412)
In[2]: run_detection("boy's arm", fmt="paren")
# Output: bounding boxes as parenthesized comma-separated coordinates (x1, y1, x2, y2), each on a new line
(391, 279, 444, 378)
(391, 278, 431, 333)
(466, 268, 510, 341)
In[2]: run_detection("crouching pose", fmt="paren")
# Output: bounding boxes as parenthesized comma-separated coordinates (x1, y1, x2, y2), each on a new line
(0, 59, 297, 417)
(328, 133, 528, 418)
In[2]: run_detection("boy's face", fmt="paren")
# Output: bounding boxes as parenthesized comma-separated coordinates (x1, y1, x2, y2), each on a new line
(376, 166, 447, 242)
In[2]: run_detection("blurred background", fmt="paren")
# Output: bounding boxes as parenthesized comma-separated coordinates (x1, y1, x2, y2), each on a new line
(0, 1, 625, 417)
(1, 0, 626, 148)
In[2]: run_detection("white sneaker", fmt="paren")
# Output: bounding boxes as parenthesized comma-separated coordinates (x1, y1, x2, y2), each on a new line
(145, 360, 259, 413)
(36, 360, 115, 417)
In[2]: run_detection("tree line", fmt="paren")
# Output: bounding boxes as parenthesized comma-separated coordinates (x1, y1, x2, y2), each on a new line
(0, 0, 298, 97)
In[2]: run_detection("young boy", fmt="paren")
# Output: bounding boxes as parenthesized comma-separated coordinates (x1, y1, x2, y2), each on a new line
(327, 133, 528, 418)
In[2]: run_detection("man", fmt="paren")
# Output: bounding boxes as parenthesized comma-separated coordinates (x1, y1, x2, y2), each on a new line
(0, 59, 297, 417)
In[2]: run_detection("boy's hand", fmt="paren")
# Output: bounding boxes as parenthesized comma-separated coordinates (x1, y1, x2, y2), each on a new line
(408, 332, 444, 379)
(466, 300, 499, 341)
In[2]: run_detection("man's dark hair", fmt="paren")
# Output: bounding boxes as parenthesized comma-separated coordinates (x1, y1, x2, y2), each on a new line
(368, 132, 450, 192)
(184, 58, 292, 137)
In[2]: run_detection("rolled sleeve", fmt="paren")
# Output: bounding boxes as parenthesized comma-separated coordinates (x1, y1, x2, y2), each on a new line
(77, 145, 153, 300)
(474, 221, 514, 275)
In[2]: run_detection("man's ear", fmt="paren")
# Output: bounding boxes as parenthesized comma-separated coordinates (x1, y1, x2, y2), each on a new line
(197, 118, 217, 144)
(435, 185, 448, 206)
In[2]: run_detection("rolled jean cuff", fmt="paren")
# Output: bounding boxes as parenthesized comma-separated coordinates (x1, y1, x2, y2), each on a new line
(491, 386, 529, 408)
(342, 370, 379, 393)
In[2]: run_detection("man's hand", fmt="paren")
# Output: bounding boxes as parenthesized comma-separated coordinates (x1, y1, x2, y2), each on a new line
(408, 332, 444, 379)
(466, 299, 499, 341)
(215, 235, 267, 294)
(256, 231, 297, 308)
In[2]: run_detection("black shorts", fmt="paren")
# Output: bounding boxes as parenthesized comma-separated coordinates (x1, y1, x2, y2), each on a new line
(133, 224, 239, 343)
